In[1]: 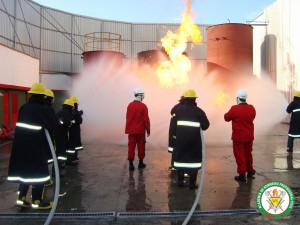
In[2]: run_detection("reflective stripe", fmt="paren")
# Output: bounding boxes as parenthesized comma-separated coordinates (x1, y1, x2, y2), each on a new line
(8, 176, 50, 183)
(16, 200, 24, 205)
(173, 135, 176, 139)
(59, 119, 63, 124)
(32, 204, 39, 208)
(168, 147, 173, 152)
(16, 122, 42, 130)
(75, 146, 83, 150)
(292, 109, 300, 112)
(66, 150, 76, 154)
(288, 134, 300, 138)
(58, 156, 67, 161)
(174, 161, 202, 168)
(48, 159, 53, 163)
(177, 121, 200, 127)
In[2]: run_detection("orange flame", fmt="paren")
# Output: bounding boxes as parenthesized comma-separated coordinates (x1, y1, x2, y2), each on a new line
(156, 1, 202, 88)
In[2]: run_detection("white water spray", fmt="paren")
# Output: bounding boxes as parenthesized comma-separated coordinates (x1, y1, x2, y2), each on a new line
(71, 56, 288, 148)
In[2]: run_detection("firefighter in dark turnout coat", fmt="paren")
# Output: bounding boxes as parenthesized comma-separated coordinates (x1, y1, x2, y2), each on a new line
(56, 99, 74, 166)
(69, 95, 83, 162)
(125, 87, 150, 171)
(286, 91, 300, 152)
(168, 93, 186, 171)
(7, 83, 55, 209)
(171, 89, 210, 189)
(224, 89, 256, 182)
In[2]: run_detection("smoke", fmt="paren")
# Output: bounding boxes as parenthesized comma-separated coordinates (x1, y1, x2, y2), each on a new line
(71, 56, 288, 148)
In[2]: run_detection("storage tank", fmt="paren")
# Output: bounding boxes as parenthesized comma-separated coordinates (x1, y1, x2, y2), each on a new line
(137, 49, 169, 67)
(207, 23, 253, 76)
(82, 50, 125, 67)
(82, 32, 125, 67)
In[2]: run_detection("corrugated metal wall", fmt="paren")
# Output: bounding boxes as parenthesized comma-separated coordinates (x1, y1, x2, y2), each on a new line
(0, 0, 208, 74)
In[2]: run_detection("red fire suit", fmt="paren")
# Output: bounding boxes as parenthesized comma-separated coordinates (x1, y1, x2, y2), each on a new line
(224, 103, 256, 175)
(125, 100, 150, 160)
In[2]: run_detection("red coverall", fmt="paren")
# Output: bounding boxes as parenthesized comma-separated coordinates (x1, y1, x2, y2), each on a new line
(125, 101, 150, 160)
(224, 103, 256, 175)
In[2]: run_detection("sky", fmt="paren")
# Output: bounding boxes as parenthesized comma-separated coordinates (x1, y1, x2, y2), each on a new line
(32, 0, 276, 24)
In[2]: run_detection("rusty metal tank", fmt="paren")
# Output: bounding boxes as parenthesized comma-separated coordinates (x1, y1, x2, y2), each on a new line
(82, 50, 125, 66)
(137, 50, 169, 67)
(206, 23, 253, 76)
(82, 32, 125, 67)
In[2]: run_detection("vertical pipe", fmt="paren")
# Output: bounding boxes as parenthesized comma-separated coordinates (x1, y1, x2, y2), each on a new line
(71, 15, 73, 73)
(13, 0, 17, 49)
(39, 6, 43, 81)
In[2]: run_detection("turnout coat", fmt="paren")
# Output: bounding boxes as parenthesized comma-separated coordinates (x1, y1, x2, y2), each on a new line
(69, 104, 83, 151)
(287, 96, 300, 137)
(7, 96, 55, 184)
(172, 101, 210, 169)
(56, 105, 73, 161)
(168, 102, 181, 153)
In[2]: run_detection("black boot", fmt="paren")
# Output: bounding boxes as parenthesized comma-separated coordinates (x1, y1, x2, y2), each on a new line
(247, 170, 256, 179)
(129, 160, 135, 171)
(177, 169, 185, 187)
(189, 169, 199, 190)
(234, 174, 246, 182)
(138, 159, 146, 169)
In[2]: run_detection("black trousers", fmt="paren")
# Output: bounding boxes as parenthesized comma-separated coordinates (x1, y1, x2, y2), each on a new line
(18, 183, 44, 201)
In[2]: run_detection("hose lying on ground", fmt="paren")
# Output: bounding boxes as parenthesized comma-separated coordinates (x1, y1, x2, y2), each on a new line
(44, 129, 60, 225)
(182, 129, 205, 225)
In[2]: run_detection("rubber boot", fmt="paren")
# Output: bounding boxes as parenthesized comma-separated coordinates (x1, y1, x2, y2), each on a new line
(138, 159, 146, 169)
(16, 184, 31, 208)
(234, 174, 246, 182)
(177, 169, 185, 187)
(189, 169, 199, 190)
(247, 170, 256, 179)
(32, 185, 52, 210)
(129, 160, 135, 171)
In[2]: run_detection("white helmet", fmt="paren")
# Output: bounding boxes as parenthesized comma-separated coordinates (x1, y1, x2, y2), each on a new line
(134, 87, 144, 95)
(236, 89, 247, 99)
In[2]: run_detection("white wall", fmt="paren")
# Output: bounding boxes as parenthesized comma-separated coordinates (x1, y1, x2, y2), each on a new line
(253, 0, 300, 94)
(0, 44, 39, 88)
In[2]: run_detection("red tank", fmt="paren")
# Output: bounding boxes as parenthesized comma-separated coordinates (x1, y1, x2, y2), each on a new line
(207, 23, 253, 76)
(82, 50, 125, 67)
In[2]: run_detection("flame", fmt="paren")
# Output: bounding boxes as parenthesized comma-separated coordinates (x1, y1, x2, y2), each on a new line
(213, 91, 229, 106)
(156, 1, 202, 88)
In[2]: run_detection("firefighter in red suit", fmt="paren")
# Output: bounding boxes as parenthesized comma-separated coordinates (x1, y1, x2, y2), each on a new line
(224, 89, 256, 182)
(125, 87, 150, 171)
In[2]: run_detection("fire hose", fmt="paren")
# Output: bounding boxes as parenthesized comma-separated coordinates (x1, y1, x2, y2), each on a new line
(44, 129, 60, 225)
(182, 129, 205, 225)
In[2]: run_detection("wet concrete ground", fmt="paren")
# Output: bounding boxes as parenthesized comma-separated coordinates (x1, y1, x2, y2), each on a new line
(0, 123, 300, 224)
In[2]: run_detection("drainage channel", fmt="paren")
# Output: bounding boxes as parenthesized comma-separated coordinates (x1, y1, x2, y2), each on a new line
(1, 206, 299, 219)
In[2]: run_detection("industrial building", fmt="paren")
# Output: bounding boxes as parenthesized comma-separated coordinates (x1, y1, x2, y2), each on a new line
(1, 1, 300, 224)
(0, 0, 298, 128)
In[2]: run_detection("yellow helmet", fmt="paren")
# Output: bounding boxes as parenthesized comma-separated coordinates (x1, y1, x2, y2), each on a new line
(63, 99, 74, 107)
(28, 82, 46, 95)
(183, 89, 198, 98)
(45, 89, 54, 98)
(70, 95, 78, 103)
(294, 91, 300, 98)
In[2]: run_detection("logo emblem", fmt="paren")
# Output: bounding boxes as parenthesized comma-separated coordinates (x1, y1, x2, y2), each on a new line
(257, 181, 294, 219)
